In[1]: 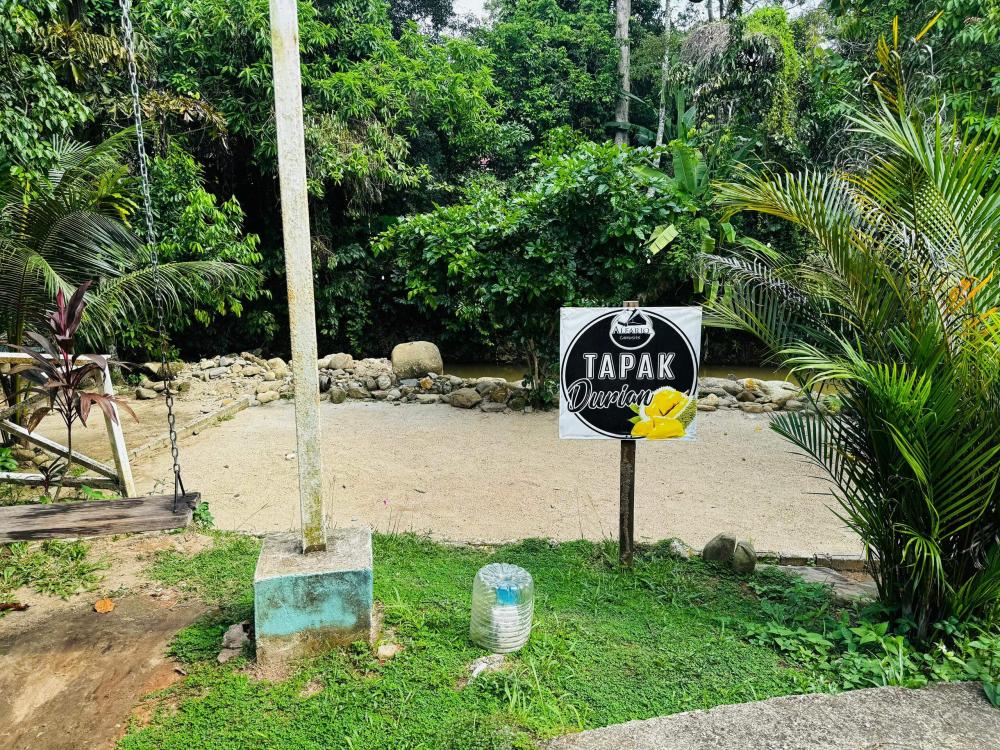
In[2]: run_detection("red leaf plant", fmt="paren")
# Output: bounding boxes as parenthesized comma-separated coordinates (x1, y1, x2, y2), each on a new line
(11, 281, 137, 498)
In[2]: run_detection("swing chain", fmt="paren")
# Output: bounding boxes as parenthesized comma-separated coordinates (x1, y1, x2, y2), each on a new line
(119, 0, 186, 508)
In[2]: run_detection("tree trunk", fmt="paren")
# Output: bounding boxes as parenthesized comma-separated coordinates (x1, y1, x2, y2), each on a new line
(614, 0, 631, 146)
(652, 0, 672, 168)
(707, 0, 714, 22)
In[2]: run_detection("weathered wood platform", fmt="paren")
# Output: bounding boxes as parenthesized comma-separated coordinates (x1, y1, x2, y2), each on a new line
(0, 493, 198, 542)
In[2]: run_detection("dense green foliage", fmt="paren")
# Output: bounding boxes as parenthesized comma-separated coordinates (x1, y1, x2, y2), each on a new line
(0, 135, 258, 352)
(745, 568, 999, 695)
(708, 42, 1000, 634)
(7, 0, 990, 367)
(480, 0, 619, 141)
(376, 136, 719, 387)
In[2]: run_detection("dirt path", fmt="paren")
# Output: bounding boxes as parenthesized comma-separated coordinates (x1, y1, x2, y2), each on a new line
(0, 533, 210, 750)
(134, 401, 859, 555)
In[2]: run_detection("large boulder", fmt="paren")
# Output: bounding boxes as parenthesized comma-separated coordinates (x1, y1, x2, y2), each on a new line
(391, 341, 443, 379)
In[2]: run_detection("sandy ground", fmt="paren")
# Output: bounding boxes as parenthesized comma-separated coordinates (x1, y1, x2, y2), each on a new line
(33, 376, 252, 460)
(132, 401, 860, 555)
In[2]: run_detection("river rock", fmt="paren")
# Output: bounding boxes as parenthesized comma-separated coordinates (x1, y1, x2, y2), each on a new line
(732, 541, 757, 574)
(386, 388, 401, 402)
(376, 373, 392, 390)
(480, 401, 507, 413)
(702, 533, 757, 574)
(266, 357, 288, 378)
(475, 378, 504, 396)
(353, 357, 392, 381)
(490, 385, 511, 403)
(702, 533, 737, 565)
(346, 385, 370, 400)
(783, 399, 805, 412)
(135, 387, 158, 400)
(700, 376, 743, 396)
(739, 402, 765, 414)
(391, 341, 443, 380)
(329, 387, 347, 404)
(257, 390, 279, 404)
(759, 380, 800, 406)
(508, 396, 527, 411)
(698, 394, 720, 411)
(449, 388, 482, 408)
(327, 353, 353, 371)
(143, 361, 184, 380)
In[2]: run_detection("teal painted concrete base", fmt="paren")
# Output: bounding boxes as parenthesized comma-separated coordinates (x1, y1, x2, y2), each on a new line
(254, 526, 374, 668)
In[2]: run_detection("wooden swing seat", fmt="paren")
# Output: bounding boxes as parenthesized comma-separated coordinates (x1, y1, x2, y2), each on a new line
(0, 492, 199, 543)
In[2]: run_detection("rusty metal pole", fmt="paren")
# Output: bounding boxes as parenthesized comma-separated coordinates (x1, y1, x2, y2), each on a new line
(268, 0, 327, 553)
(619, 300, 639, 567)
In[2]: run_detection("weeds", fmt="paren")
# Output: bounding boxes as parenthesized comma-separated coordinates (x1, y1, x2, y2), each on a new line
(0, 540, 104, 607)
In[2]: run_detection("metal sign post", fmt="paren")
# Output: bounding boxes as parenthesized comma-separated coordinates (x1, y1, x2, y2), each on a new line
(619, 300, 638, 567)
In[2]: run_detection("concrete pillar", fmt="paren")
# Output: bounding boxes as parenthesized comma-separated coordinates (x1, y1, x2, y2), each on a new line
(268, 0, 326, 553)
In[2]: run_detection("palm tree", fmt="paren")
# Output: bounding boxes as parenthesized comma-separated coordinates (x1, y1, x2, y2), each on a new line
(1, 133, 259, 346)
(706, 32, 1000, 635)
(0, 133, 259, 412)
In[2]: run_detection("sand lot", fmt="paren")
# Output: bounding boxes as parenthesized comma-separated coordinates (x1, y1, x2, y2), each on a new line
(129, 400, 858, 555)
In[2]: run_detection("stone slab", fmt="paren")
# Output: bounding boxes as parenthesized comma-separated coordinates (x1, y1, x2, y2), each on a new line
(546, 682, 1000, 750)
(775, 565, 877, 605)
(254, 526, 374, 667)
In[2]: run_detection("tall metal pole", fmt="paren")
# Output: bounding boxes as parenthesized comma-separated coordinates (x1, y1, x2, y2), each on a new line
(268, 0, 327, 553)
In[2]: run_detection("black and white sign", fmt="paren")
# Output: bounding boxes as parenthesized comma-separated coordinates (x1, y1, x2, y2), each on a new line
(559, 307, 702, 440)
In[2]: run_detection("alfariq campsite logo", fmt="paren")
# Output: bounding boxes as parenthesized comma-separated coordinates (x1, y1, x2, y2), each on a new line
(609, 308, 656, 350)
(559, 308, 701, 440)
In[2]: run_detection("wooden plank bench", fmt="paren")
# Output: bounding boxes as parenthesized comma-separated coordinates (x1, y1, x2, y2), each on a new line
(0, 493, 199, 542)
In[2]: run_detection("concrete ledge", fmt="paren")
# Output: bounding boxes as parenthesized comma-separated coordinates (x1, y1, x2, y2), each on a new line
(253, 527, 374, 669)
(547, 682, 999, 750)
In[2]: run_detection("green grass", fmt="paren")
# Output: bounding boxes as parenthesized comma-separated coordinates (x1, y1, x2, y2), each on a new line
(0, 540, 105, 608)
(122, 533, 814, 749)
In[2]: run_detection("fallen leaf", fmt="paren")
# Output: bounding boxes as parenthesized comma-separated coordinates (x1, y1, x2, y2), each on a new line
(94, 597, 115, 613)
(0, 602, 28, 612)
